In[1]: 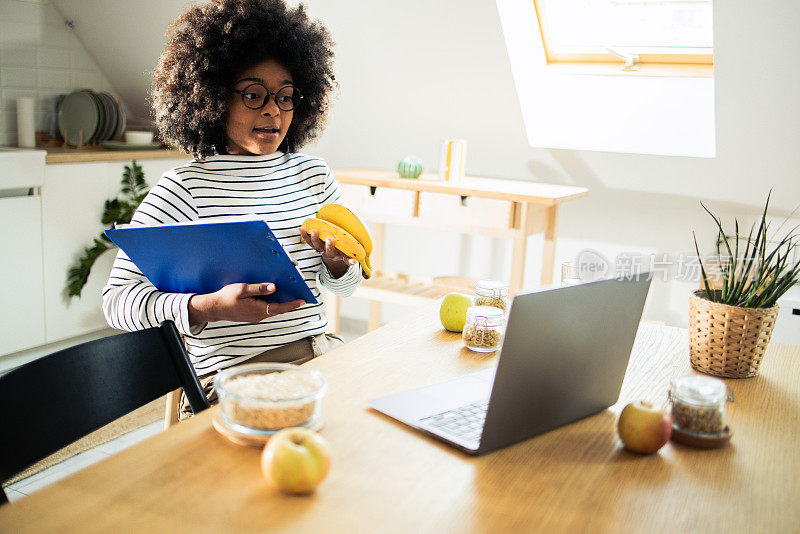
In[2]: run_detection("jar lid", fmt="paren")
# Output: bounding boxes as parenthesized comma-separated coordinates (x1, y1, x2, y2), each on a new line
(671, 375, 727, 406)
(466, 305, 504, 325)
(475, 279, 508, 298)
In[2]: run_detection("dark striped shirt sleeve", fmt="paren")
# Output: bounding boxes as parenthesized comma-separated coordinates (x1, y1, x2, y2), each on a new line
(101, 171, 204, 336)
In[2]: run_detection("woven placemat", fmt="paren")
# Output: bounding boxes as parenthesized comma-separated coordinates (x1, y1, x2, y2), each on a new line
(3, 396, 165, 486)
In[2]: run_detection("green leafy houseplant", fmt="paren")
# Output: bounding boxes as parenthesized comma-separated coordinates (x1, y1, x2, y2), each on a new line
(66, 161, 149, 298)
(693, 192, 800, 309)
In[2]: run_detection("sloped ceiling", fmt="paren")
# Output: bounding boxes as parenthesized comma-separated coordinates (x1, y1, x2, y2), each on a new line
(52, 0, 192, 125)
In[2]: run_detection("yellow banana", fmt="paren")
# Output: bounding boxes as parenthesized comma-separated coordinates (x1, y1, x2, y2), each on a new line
(316, 204, 373, 273)
(301, 218, 371, 278)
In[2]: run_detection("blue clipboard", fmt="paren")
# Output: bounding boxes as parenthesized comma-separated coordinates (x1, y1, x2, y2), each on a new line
(105, 219, 317, 304)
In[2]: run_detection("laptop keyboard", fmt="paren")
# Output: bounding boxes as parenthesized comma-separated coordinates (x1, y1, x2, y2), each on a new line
(419, 400, 489, 443)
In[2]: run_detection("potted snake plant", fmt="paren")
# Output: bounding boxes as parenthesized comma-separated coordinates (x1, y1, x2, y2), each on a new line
(690, 192, 800, 378)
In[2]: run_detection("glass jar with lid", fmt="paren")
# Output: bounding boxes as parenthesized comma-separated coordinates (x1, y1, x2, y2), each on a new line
(462, 305, 504, 353)
(669, 375, 728, 436)
(474, 279, 509, 312)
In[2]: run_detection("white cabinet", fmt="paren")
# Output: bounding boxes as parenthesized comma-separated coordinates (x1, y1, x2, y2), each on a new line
(41, 163, 121, 343)
(0, 148, 46, 355)
(0, 148, 45, 189)
(0, 195, 46, 354)
(40, 158, 189, 344)
(0, 154, 190, 359)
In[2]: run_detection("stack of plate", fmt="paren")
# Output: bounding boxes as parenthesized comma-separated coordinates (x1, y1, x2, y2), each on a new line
(57, 90, 126, 147)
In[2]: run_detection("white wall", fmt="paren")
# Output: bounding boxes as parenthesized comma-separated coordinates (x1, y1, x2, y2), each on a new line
(50, 0, 189, 126)
(0, 0, 122, 146)
(44, 0, 800, 328)
(300, 0, 800, 327)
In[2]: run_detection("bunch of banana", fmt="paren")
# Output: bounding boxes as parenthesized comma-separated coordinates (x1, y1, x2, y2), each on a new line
(301, 204, 372, 278)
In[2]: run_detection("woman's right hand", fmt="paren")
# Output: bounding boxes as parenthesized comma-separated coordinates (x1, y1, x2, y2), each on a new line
(188, 282, 306, 325)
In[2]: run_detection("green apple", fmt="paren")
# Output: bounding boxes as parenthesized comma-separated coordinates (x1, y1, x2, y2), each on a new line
(439, 293, 473, 332)
(261, 427, 331, 494)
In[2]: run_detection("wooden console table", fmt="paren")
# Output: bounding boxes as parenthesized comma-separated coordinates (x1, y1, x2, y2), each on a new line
(328, 169, 588, 331)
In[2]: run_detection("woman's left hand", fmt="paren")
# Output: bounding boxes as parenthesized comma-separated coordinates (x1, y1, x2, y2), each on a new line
(300, 228, 357, 278)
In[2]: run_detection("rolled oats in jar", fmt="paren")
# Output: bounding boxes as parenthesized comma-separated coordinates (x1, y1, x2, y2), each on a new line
(214, 363, 327, 433)
(669, 375, 728, 436)
(474, 280, 509, 312)
(463, 305, 504, 353)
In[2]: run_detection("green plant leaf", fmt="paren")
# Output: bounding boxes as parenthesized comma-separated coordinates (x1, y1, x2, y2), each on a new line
(694, 231, 714, 300)
(66, 161, 149, 298)
(66, 238, 110, 297)
(695, 190, 799, 308)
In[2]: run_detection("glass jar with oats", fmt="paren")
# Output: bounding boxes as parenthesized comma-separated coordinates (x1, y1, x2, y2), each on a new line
(463, 305, 504, 353)
(474, 280, 509, 313)
(214, 363, 327, 435)
(669, 375, 728, 436)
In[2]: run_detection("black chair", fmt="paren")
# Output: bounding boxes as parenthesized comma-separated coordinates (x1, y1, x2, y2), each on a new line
(0, 321, 210, 504)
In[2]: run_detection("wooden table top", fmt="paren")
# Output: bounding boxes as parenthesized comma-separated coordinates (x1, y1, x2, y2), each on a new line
(335, 168, 589, 205)
(1, 303, 798, 533)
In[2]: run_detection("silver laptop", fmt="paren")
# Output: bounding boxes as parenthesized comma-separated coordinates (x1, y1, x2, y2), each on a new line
(368, 275, 652, 455)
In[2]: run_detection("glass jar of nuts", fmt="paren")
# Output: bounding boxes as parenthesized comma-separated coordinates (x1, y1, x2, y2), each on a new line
(463, 305, 504, 353)
(474, 280, 509, 312)
(669, 375, 728, 436)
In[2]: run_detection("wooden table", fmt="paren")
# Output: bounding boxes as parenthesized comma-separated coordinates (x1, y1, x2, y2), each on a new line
(2, 303, 798, 533)
(329, 169, 588, 331)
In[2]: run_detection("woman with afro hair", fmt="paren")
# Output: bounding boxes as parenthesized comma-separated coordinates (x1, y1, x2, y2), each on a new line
(102, 0, 360, 418)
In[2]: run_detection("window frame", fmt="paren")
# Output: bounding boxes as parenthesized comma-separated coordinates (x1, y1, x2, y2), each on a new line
(533, 0, 714, 73)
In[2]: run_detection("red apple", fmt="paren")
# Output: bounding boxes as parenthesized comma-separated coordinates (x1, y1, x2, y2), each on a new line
(617, 401, 672, 454)
(261, 427, 331, 494)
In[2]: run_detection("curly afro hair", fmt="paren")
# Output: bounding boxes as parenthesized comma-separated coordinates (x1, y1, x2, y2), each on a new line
(152, 0, 335, 159)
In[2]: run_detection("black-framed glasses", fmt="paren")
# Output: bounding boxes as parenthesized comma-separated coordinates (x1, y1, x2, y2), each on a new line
(231, 83, 303, 111)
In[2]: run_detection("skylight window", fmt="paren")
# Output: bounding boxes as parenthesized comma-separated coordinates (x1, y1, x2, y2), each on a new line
(534, 0, 713, 67)
(497, 0, 716, 156)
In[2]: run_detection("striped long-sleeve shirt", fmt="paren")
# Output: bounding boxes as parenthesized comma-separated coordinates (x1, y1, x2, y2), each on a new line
(102, 152, 361, 376)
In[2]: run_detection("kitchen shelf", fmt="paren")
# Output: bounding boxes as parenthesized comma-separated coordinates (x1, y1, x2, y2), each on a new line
(42, 146, 188, 164)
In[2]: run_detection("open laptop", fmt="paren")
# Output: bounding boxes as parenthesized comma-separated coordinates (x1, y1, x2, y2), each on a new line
(368, 275, 652, 455)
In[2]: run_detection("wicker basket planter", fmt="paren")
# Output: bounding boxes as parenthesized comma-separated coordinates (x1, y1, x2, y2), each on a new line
(688, 290, 780, 378)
